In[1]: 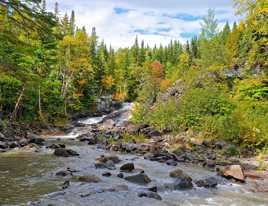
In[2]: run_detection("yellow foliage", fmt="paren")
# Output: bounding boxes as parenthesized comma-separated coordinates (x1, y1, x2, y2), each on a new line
(78, 79, 87, 86)
(73, 92, 84, 98)
(160, 79, 172, 92)
(113, 90, 127, 101)
(101, 75, 114, 90)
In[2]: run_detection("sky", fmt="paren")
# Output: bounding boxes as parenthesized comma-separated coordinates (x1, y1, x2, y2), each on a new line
(46, 0, 240, 48)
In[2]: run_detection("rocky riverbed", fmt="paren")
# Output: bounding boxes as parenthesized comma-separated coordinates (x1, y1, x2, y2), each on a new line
(0, 103, 268, 206)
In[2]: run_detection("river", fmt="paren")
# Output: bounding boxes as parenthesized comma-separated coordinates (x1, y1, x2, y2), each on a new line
(0, 103, 268, 206)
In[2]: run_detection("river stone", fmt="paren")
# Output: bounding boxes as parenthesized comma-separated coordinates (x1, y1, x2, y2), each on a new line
(195, 177, 218, 188)
(54, 148, 79, 157)
(95, 160, 116, 170)
(56, 170, 71, 177)
(173, 177, 193, 190)
(138, 191, 162, 200)
(120, 162, 135, 172)
(96, 155, 121, 164)
(166, 159, 178, 166)
(222, 165, 245, 182)
(102, 172, 112, 177)
(28, 135, 45, 146)
(117, 173, 124, 178)
(124, 173, 151, 185)
(78, 175, 101, 183)
(169, 168, 190, 179)
(0, 141, 8, 149)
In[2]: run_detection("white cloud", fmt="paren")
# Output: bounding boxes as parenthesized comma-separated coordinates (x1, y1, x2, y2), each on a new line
(46, 0, 240, 48)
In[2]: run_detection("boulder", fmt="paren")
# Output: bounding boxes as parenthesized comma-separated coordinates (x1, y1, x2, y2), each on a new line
(138, 191, 162, 200)
(195, 177, 218, 188)
(54, 148, 79, 157)
(78, 175, 101, 183)
(219, 165, 245, 182)
(124, 173, 151, 185)
(120, 162, 135, 172)
(170, 170, 193, 190)
(28, 136, 45, 146)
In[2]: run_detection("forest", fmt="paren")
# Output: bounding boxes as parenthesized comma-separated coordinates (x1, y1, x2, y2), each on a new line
(1, 0, 268, 205)
(0, 0, 267, 149)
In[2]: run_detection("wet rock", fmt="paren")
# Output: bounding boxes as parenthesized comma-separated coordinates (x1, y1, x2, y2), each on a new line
(124, 173, 151, 185)
(78, 175, 101, 183)
(95, 160, 116, 170)
(96, 154, 121, 164)
(220, 165, 245, 182)
(8, 141, 19, 149)
(102, 172, 112, 177)
(54, 148, 79, 157)
(166, 159, 178, 166)
(18, 138, 28, 147)
(138, 191, 162, 200)
(173, 177, 193, 190)
(120, 162, 135, 172)
(56, 170, 71, 177)
(195, 177, 218, 188)
(77, 133, 97, 145)
(47, 144, 66, 149)
(28, 135, 45, 146)
(147, 186, 158, 193)
(0, 141, 8, 149)
(62, 180, 70, 189)
(117, 173, 124, 178)
(169, 168, 185, 178)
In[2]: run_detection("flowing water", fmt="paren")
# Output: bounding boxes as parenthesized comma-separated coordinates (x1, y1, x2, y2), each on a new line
(0, 103, 268, 206)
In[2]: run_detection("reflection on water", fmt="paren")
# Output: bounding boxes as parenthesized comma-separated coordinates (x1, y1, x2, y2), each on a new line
(0, 153, 61, 205)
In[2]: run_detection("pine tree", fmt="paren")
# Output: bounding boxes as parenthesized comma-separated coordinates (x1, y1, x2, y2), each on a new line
(70, 10, 75, 35)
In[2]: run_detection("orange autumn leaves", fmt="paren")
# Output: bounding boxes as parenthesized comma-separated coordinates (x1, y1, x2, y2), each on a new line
(150, 60, 172, 92)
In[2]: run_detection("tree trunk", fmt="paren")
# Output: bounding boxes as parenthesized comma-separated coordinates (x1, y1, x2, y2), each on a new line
(10, 85, 25, 121)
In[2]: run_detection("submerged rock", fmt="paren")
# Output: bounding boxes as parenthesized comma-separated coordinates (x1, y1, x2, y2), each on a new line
(54, 148, 79, 157)
(120, 162, 135, 172)
(138, 191, 162, 200)
(77, 175, 101, 183)
(173, 177, 193, 190)
(195, 177, 218, 188)
(124, 173, 151, 185)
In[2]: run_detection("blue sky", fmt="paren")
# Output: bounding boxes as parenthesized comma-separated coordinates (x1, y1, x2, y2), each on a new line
(47, 0, 240, 48)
